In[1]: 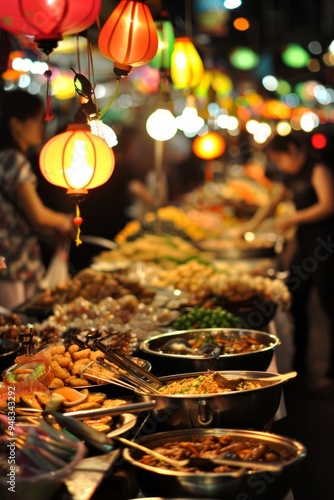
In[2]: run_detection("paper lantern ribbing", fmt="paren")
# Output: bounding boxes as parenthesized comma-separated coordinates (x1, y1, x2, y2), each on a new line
(98, 0, 158, 78)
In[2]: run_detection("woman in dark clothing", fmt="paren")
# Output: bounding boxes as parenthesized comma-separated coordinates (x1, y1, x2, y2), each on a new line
(233, 133, 334, 392)
(266, 135, 334, 386)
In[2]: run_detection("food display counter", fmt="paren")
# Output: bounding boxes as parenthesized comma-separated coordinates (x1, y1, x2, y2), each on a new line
(0, 203, 304, 500)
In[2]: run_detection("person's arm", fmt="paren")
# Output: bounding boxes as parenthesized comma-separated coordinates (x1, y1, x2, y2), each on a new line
(127, 179, 156, 207)
(226, 182, 287, 237)
(246, 182, 288, 229)
(15, 181, 74, 237)
(275, 164, 334, 232)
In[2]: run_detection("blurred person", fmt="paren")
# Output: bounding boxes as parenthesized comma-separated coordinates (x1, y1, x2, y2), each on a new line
(0, 89, 74, 310)
(127, 167, 168, 220)
(232, 133, 334, 393)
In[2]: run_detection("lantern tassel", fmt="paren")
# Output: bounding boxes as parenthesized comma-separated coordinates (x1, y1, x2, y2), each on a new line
(73, 203, 83, 246)
(44, 68, 54, 122)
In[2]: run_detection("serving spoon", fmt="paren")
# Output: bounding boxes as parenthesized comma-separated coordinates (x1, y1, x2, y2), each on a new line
(118, 436, 283, 473)
(212, 371, 297, 391)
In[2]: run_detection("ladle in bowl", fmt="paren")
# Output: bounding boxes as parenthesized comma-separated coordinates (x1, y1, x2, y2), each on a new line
(160, 339, 221, 358)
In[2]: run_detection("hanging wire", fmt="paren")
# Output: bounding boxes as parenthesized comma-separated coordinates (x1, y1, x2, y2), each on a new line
(185, 0, 193, 39)
(98, 79, 120, 119)
(76, 34, 81, 74)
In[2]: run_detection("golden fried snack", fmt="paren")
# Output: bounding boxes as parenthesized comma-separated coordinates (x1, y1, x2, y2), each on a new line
(35, 392, 51, 407)
(49, 377, 65, 388)
(20, 395, 43, 410)
(89, 349, 105, 361)
(72, 348, 92, 361)
(83, 415, 112, 425)
(83, 422, 111, 433)
(52, 354, 72, 368)
(46, 344, 66, 356)
(71, 358, 91, 376)
(50, 361, 71, 381)
(101, 398, 126, 408)
(66, 376, 90, 387)
(86, 393, 106, 405)
(68, 344, 80, 355)
(65, 400, 100, 412)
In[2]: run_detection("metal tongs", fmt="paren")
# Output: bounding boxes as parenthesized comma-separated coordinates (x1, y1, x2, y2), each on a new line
(66, 329, 163, 395)
(95, 344, 163, 395)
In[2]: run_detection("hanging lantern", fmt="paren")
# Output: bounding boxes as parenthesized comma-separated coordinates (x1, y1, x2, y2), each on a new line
(98, 0, 158, 78)
(0, 0, 101, 55)
(150, 10, 175, 72)
(193, 131, 226, 160)
(146, 108, 177, 141)
(170, 37, 204, 89)
(39, 123, 115, 245)
(1, 50, 25, 82)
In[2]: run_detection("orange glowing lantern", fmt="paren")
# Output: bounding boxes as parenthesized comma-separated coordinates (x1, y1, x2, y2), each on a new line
(39, 123, 115, 245)
(170, 37, 204, 89)
(193, 131, 226, 160)
(98, 0, 158, 78)
(193, 131, 226, 182)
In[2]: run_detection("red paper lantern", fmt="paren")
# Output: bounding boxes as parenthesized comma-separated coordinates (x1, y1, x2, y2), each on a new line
(0, 0, 101, 54)
(98, 0, 158, 78)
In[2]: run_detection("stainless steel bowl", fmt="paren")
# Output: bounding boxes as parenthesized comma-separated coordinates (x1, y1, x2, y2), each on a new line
(139, 328, 280, 376)
(123, 428, 306, 500)
(134, 370, 286, 430)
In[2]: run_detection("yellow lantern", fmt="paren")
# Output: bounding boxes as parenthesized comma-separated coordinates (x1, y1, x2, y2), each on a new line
(39, 123, 115, 245)
(170, 37, 204, 89)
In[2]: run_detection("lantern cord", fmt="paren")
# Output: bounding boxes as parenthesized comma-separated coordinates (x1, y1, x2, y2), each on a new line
(44, 66, 54, 122)
(98, 79, 120, 119)
(74, 203, 83, 246)
(185, 0, 192, 39)
(76, 34, 81, 74)
(87, 38, 99, 116)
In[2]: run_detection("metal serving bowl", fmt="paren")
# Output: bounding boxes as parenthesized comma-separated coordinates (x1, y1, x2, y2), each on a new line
(139, 328, 280, 376)
(134, 370, 287, 430)
(123, 428, 306, 500)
